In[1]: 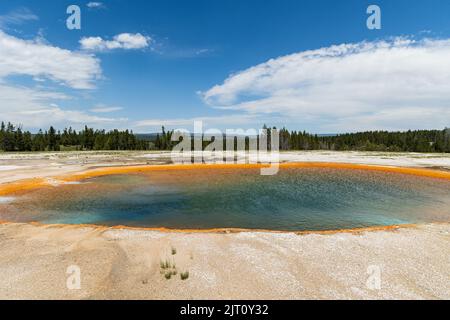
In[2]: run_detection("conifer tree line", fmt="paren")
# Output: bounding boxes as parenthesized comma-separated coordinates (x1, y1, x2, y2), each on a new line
(0, 121, 449, 153)
(0, 122, 151, 151)
(277, 127, 450, 152)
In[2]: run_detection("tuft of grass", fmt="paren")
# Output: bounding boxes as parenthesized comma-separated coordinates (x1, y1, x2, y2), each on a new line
(160, 259, 171, 269)
(180, 271, 189, 281)
(160, 254, 183, 280)
(171, 247, 177, 255)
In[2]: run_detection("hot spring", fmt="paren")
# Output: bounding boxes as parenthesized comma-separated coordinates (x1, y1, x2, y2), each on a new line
(1, 165, 450, 231)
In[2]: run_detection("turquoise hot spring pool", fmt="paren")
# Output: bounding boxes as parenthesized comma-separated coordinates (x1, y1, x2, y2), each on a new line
(1, 167, 449, 231)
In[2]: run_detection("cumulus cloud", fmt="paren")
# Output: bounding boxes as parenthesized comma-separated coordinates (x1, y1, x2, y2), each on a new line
(0, 8, 38, 28)
(0, 31, 121, 129)
(86, 2, 105, 9)
(0, 30, 101, 89)
(80, 33, 151, 51)
(201, 38, 450, 132)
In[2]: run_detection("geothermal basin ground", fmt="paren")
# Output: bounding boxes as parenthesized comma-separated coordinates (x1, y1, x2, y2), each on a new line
(0, 151, 449, 299)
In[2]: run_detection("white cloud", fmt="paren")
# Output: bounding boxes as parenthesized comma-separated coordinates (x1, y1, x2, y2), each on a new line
(80, 33, 151, 51)
(201, 38, 450, 132)
(90, 105, 123, 113)
(0, 84, 126, 129)
(0, 31, 124, 129)
(87, 2, 105, 9)
(0, 8, 38, 28)
(0, 30, 101, 89)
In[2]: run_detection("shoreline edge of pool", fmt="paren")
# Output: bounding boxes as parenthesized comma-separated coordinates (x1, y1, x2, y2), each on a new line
(1, 161, 449, 233)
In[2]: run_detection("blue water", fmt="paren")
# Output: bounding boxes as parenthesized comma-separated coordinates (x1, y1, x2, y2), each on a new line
(2, 168, 450, 231)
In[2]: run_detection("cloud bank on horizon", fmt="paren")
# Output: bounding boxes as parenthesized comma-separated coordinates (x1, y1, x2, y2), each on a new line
(201, 38, 450, 132)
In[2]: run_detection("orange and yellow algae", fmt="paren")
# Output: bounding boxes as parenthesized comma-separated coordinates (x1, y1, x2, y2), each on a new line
(1, 162, 450, 197)
(0, 178, 48, 196)
(58, 162, 450, 182)
(0, 219, 420, 236)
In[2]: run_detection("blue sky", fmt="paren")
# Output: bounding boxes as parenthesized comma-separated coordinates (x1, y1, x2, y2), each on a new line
(0, 0, 449, 133)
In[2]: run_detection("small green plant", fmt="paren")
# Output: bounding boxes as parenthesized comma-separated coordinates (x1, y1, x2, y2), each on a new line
(160, 259, 171, 269)
(171, 247, 177, 255)
(160, 257, 179, 280)
(180, 271, 189, 280)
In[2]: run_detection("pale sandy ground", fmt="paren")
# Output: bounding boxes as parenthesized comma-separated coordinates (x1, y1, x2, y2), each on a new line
(0, 223, 448, 300)
(0, 151, 449, 300)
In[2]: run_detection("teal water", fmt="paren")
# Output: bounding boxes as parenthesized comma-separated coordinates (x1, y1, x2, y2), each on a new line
(2, 168, 450, 231)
